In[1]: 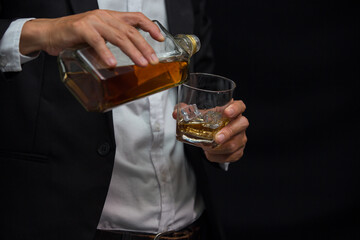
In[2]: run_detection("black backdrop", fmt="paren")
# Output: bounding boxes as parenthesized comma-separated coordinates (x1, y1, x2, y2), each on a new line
(204, 1, 360, 239)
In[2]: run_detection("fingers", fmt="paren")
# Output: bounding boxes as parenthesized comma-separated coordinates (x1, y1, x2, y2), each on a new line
(211, 129, 247, 152)
(214, 100, 247, 144)
(172, 107, 178, 120)
(110, 12, 165, 42)
(204, 148, 245, 163)
(172, 102, 189, 119)
(96, 11, 161, 66)
(79, 25, 118, 66)
(215, 114, 249, 145)
(96, 23, 151, 66)
(202, 100, 249, 163)
(204, 130, 247, 163)
(223, 100, 246, 119)
(112, 25, 158, 66)
(40, 10, 163, 67)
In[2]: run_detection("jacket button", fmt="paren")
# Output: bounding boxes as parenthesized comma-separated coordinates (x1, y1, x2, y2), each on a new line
(97, 142, 110, 156)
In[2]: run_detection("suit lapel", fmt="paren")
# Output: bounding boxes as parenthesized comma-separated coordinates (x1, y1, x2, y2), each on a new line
(69, 0, 99, 14)
(67, 0, 116, 136)
(165, 0, 194, 34)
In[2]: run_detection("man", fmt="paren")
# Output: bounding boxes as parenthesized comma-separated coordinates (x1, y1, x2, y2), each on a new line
(0, 1, 248, 240)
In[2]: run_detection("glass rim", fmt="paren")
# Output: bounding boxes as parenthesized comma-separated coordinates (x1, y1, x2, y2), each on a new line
(182, 73, 236, 93)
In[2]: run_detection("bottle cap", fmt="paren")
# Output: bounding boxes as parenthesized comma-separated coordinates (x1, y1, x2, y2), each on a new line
(186, 35, 201, 56)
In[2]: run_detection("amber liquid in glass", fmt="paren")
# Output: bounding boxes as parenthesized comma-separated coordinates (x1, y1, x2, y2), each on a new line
(176, 118, 229, 145)
(64, 61, 188, 112)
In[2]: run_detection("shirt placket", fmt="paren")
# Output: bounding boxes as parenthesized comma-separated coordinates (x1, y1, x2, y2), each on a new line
(126, 0, 175, 232)
(149, 94, 175, 232)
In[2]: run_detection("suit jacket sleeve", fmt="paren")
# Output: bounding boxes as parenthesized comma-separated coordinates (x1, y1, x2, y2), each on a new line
(0, 1, 13, 37)
(0, 20, 12, 38)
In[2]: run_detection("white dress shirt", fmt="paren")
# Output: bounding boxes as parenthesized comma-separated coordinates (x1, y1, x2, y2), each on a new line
(97, 0, 204, 233)
(0, 0, 204, 234)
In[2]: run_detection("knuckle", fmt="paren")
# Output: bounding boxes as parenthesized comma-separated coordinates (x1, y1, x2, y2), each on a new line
(113, 32, 127, 43)
(240, 100, 246, 110)
(204, 152, 215, 162)
(241, 116, 250, 127)
(134, 12, 145, 18)
(223, 127, 234, 138)
(73, 16, 97, 30)
(71, 19, 85, 31)
(89, 35, 104, 46)
(131, 12, 146, 21)
(237, 151, 244, 160)
(243, 134, 248, 144)
(227, 142, 238, 153)
(124, 12, 146, 24)
(126, 26, 138, 36)
(85, 12, 100, 22)
(142, 46, 156, 56)
(92, 9, 104, 15)
(231, 150, 244, 162)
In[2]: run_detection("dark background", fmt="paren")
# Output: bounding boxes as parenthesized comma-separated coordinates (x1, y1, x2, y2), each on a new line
(204, 1, 360, 239)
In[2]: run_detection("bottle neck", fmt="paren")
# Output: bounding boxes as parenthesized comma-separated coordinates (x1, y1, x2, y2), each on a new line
(174, 34, 201, 57)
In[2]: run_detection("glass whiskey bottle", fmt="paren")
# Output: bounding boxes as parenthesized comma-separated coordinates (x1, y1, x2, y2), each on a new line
(58, 21, 200, 112)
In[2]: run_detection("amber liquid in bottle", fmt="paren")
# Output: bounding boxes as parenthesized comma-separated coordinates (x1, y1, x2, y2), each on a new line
(64, 61, 188, 112)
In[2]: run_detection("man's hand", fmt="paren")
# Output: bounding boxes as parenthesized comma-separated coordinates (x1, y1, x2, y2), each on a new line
(203, 100, 248, 163)
(19, 10, 164, 67)
(173, 100, 249, 163)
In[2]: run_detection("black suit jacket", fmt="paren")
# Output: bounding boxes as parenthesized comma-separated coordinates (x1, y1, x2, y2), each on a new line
(0, 1, 220, 239)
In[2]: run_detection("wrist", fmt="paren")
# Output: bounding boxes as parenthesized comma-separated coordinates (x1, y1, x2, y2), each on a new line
(19, 19, 50, 56)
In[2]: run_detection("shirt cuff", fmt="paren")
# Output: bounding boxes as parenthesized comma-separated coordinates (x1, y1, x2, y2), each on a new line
(0, 18, 36, 72)
(219, 162, 230, 171)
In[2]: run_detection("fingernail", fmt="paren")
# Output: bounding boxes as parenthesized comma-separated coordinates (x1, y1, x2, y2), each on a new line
(150, 53, 159, 65)
(226, 107, 235, 116)
(107, 57, 116, 67)
(159, 33, 165, 41)
(216, 133, 225, 143)
(139, 56, 148, 66)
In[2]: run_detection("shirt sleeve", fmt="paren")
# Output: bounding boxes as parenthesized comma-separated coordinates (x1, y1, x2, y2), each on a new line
(0, 18, 39, 72)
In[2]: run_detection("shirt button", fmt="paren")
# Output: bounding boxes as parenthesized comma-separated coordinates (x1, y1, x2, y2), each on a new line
(97, 142, 111, 156)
